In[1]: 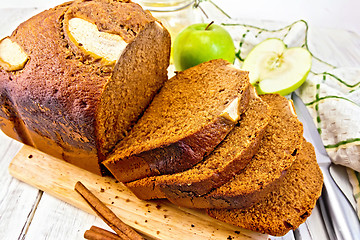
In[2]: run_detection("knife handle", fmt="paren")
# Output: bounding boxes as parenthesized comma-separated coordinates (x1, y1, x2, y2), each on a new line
(320, 165, 360, 240)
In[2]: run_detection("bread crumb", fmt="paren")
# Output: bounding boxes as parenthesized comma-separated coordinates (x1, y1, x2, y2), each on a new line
(125, 199, 130, 202)
(156, 231, 160, 235)
(100, 188, 105, 192)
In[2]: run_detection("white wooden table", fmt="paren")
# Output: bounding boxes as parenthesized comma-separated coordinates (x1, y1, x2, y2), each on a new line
(1, 1, 359, 239)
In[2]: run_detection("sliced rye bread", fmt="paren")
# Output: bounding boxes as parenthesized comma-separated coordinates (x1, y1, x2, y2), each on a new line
(125, 86, 271, 200)
(167, 94, 304, 209)
(103, 59, 251, 183)
(207, 140, 323, 236)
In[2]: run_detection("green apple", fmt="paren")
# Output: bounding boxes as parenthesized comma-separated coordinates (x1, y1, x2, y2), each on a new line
(242, 38, 312, 96)
(173, 22, 235, 71)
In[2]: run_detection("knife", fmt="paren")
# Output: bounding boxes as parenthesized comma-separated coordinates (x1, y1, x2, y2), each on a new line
(291, 92, 360, 240)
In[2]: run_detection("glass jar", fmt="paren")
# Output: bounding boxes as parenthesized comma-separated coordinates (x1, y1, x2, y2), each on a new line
(134, 0, 203, 42)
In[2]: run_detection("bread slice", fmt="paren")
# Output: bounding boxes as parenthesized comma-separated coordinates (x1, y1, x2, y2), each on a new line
(207, 140, 323, 236)
(167, 94, 303, 208)
(0, 0, 170, 175)
(103, 59, 251, 183)
(126, 87, 270, 200)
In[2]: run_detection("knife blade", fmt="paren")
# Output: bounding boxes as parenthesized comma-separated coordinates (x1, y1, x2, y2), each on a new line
(330, 164, 357, 210)
(291, 92, 360, 240)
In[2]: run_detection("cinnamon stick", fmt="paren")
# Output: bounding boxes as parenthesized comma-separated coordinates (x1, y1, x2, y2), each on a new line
(84, 226, 122, 240)
(84, 227, 121, 240)
(75, 181, 144, 240)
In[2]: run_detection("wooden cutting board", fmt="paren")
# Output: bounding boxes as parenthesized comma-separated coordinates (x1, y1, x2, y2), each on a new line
(9, 145, 267, 240)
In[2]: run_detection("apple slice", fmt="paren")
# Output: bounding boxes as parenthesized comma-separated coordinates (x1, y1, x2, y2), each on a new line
(66, 18, 128, 63)
(242, 38, 311, 96)
(0, 37, 28, 71)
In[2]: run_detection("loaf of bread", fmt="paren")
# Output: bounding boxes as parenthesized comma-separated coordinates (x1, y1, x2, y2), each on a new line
(207, 140, 323, 236)
(126, 86, 271, 200)
(0, 0, 171, 174)
(103, 59, 251, 182)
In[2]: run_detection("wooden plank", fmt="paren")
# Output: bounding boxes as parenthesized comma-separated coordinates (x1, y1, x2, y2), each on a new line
(9, 145, 267, 240)
(0, 132, 41, 240)
(0, 8, 41, 37)
(25, 192, 114, 240)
